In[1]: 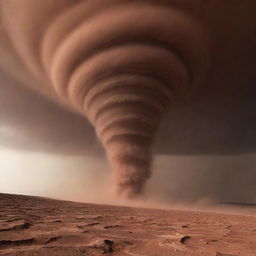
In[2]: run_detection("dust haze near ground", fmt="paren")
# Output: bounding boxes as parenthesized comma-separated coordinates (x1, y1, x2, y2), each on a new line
(1, 147, 255, 206)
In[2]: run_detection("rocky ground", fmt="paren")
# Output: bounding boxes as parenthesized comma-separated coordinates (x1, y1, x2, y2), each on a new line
(0, 193, 255, 256)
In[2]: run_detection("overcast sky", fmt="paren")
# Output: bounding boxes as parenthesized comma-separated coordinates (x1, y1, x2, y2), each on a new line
(0, 65, 255, 205)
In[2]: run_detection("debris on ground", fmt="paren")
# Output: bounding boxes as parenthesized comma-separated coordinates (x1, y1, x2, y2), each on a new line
(179, 235, 191, 244)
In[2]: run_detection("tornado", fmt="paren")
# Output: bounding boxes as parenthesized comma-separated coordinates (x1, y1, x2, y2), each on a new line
(1, 1, 208, 198)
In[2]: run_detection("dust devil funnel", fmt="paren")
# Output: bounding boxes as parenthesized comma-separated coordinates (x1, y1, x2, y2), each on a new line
(44, 4, 207, 198)
(2, 2, 208, 198)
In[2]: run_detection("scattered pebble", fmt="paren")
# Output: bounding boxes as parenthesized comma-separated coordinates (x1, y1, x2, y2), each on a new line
(180, 235, 191, 244)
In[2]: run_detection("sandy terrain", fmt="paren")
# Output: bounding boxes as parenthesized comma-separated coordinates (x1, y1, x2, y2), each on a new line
(0, 193, 255, 256)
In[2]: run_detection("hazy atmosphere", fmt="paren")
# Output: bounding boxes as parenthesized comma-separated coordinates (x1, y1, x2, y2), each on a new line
(1, 70, 255, 205)
(1, 146, 255, 204)
(1, 2, 256, 255)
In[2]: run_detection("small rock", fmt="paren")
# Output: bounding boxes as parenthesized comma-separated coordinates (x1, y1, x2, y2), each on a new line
(103, 240, 114, 254)
(90, 239, 114, 254)
(180, 235, 191, 244)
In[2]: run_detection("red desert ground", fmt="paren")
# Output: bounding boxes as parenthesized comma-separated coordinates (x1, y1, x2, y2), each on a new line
(0, 193, 255, 256)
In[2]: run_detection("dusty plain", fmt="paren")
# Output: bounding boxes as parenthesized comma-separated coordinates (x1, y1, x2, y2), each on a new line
(0, 193, 255, 256)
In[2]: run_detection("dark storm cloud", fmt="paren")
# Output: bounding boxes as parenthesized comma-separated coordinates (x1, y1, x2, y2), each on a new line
(1, 69, 256, 156)
(1, 70, 256, 204)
